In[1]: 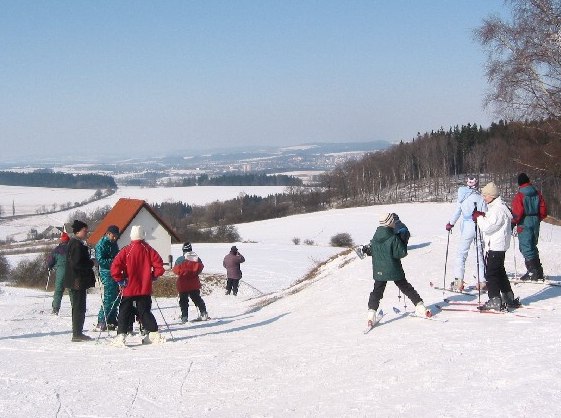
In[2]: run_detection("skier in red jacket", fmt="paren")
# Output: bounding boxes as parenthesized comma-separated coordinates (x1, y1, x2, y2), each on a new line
(110, 225, 165, 346)
(173, 242, 209, 323)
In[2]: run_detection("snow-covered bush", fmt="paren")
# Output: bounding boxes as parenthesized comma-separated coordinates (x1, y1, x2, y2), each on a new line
(330, 233, 354, 248)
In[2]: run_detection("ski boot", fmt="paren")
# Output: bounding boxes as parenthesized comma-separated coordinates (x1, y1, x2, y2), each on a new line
(367, 309, 376, 328)
(477, 297, 504, 311)
(111, 334, 126, 347)
(94, 322, 107, 332)
(501, 291, 521, 309)
(71, 334, 93, 342)
(142, 331, 166, 345)
(415, 301, 432, 318)
(450, 278, 464, 292)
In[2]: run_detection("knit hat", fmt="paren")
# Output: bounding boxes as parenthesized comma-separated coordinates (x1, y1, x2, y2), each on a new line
(106, 225, 120, 236)
(481, 182, 499, 198)
(71, 220, 88, 234)
(182, 242, 192, 253)
(466, 175, 479, 189)
(379, 213, 395, 227)
(517, 172, 530, 186)
(60, 232, 70, 242)
(130, 225, 145, 240)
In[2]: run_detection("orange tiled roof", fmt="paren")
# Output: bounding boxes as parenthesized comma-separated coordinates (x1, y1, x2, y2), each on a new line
(86, 198, 180, 246)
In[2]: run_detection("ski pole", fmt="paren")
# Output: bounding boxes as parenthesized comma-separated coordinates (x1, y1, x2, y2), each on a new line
(153, 295, 175, 341)
(96, 289, 122, 342)
(240, 279, 264, 295)
(474, 202, 482, 305)
(512, 234, 518, 279)
(42, 269, 52, 314)
(94, 267, 111, 337)
(443, 229, 451, 294)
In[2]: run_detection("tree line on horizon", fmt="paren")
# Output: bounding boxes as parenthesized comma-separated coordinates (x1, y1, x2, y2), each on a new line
(319, 120, 561, 217)
(0, 170, 117, 189)
(177, 173, 303, 187)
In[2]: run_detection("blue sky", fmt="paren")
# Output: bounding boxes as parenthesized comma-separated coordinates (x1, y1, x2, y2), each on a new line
(0, 1, 507, 161)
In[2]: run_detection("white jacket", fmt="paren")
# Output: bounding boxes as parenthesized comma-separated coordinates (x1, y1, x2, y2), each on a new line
(476, 196, 512, 252)
(449, 186, 487, 225)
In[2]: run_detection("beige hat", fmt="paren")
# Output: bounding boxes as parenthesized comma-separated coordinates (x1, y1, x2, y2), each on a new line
(130, 225, 145, 240)
(379, 213, 395, 227)
(481, 182, 499, 198)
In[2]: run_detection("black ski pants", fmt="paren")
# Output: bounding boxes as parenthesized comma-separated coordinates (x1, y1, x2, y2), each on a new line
(368, 279, 422, 311)
(117, 295, 158, 335)
(69, 289, 87, 337)
(179, 290, 207, 318)
(226, 278, 240, 294)
(484, 250, 513, 299)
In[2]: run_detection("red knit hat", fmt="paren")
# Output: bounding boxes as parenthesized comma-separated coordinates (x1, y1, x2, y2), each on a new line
(60, 232, 70, 242)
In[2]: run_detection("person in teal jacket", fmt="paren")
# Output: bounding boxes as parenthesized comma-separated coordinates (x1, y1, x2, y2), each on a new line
(46, 232, 70, 315)
(367, 213, 431, 327)
(95, 225, 120, 330)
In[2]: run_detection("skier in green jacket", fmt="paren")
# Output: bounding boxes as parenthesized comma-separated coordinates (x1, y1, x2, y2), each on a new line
(95, 225, 120, 331)
(367, 213, 431, 328)
(46, 232, 70, 315)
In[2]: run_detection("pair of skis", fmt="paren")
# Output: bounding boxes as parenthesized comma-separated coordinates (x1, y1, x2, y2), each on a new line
(363, 306, 447, 334)
(435, 301, 540, 318)
(510, 278, 561, 287)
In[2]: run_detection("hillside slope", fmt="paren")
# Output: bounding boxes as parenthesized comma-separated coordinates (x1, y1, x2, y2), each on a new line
(0, 202, 560, 417)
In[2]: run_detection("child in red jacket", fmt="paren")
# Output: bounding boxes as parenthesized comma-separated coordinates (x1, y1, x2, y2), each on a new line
(173, 242, 209, 323)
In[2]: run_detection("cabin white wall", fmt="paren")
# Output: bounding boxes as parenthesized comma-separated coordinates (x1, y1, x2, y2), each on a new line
(117, 207, 173, 267)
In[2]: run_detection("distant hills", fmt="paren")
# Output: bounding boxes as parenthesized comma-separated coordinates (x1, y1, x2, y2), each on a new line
(0, 140, 391, 175)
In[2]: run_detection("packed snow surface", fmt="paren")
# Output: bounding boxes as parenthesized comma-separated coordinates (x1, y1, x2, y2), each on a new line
(1, 202, 561, 417)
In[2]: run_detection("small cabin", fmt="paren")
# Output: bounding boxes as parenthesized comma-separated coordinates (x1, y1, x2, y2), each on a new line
(87, 198, 181, 267)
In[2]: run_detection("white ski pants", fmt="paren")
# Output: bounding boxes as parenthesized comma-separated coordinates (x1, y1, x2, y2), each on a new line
(454, 219, 485, 283)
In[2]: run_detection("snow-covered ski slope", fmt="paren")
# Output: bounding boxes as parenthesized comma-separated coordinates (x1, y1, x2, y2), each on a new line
(1, 202, 561, 417)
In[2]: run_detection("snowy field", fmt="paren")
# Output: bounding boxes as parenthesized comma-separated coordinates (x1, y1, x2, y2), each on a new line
(1, 202, 561, 417)
(0, 185, 287, 241)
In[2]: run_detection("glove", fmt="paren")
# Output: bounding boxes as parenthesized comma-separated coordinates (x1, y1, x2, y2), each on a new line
(445, 223, 453, 231)
(362, 245, 372, 256)
(472, 211, 485, 222)
(117, 279, 128, 288)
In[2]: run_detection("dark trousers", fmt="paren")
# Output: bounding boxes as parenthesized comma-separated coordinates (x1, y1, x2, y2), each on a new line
(69, 289, 87, 337)
(179, 290, 207, 318)
(368, 279, 422, 311)
(117, 295, 158, 335)
(485, 250, 513, 299)
(226, 278, 240, 294)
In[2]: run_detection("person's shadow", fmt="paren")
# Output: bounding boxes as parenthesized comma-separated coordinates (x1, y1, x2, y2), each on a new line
(519, 275, 561, 305)
(173, 312, 289, 342)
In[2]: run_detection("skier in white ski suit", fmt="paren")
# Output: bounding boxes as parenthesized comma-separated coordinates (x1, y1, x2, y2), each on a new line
(445, 176, 487, 290)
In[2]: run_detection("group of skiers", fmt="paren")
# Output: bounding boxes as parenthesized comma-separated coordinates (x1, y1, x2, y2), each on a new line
(445, 173, 547, 291)
(47, 222, 246, 344)
(364, 172, 547, 327)
(445, 173, 547, 288)
(47, 171, 548, 339)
